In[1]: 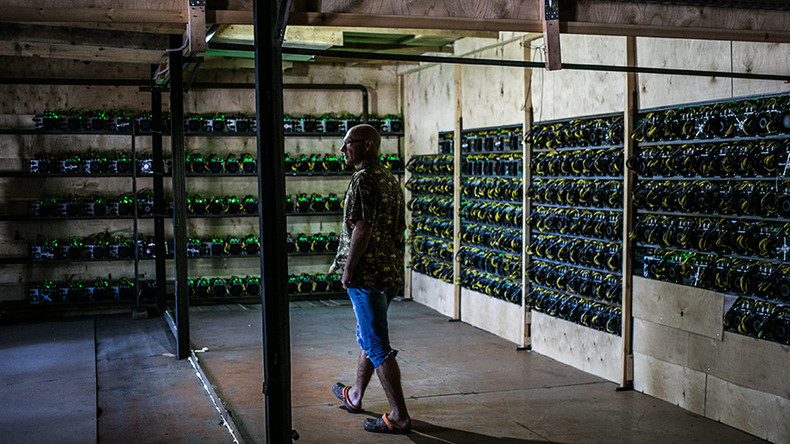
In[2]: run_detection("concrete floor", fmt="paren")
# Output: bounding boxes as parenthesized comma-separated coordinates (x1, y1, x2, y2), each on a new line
(189, 300, 766, 444)
(0, 299, 768, 443)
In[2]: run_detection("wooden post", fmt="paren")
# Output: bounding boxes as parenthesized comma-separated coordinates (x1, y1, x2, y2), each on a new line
(187, 0, 206, 54)
(453, 63, 463, 320)
(620, 35, 637, 389)
(521, 36, 534, 349)
(541, 0, 562, 71)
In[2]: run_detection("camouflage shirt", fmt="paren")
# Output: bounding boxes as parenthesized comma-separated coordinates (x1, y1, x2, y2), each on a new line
(331, 159, 405, 288)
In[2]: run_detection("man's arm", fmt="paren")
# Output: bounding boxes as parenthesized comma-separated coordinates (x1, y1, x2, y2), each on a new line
(341, 219, 373, 288)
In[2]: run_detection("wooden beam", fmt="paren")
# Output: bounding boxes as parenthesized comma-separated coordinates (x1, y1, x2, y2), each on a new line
(0, 41, 166, 64)
(0, 24, 169, 50)
(15, 22, 186, 35)
(541, 0, 561, 71)
(621, 35, 637, 389)
(188, 0, 207, 54)
(1, 7, 187, 23)
(452, 63, 462, 321)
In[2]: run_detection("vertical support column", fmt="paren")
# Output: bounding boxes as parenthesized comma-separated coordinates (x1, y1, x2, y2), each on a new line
(169, 35, 190, 360)
(151, 84, 167, 316)
(253, 0, 293, 441)
(452, 63, 463, 321)
(403, 74, 413, 300)
(620, 36, 637, 389)
(521, 36, 534, 349)
(541, 0, 562, 71)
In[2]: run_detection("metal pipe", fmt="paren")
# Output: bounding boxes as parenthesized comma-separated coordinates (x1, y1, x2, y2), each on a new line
(282, 47, 790, 82)
(254, 0, 294, 441)
(169, 34, 190, 360)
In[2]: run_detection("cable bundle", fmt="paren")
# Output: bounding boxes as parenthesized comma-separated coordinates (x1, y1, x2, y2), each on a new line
(527, 261, 621, 303)
(528, 288, 622, 335)
(529, 179, 623, 209)
(459, 268, 522, 304)
(633, 180, 789, 217)
(528, 116, 624, 149)
(632, 96, 790, 142)
(456, 246, 521, 280)
(532, 148, 623, 177)
(407, 197, 453, 219)
(462, 177, 522, 202)
(410, 216, 454, 240)
(626, 141, 785, 178)
(528, 235, 622, 272)
(527, 207, 622, 241)
(411, 235, 453, 263)
(406, 176, 453, 196)
(460, 201, 522, 228)
(461, 224, 522, 255)
(410, 255, 454, 283)
(724, 298, 790, 345)
(406, 154, 453, 176)
(463, 153, 522, 177)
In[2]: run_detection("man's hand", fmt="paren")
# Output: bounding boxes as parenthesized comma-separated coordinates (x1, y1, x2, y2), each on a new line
(341, 268, 355, 288)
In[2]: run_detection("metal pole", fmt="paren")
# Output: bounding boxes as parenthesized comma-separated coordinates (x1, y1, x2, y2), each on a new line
(282, 47, 790, 82)
(150, 75, 168, 316)
(169, 34, 190, 360)
(253, 0, 294, 442)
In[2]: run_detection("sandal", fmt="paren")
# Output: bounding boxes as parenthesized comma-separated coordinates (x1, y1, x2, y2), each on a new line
(363, 413, 411, 434)
(331, 383, 361, 413)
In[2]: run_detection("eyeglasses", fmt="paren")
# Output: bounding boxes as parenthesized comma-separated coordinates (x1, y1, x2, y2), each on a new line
(341, 138, 367, 148)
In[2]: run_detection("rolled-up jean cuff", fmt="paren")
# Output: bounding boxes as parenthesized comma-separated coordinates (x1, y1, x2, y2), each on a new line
(347, 286, 397, 368)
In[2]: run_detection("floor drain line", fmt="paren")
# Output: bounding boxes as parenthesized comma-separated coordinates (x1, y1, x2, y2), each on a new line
(188, 350, 245, 444)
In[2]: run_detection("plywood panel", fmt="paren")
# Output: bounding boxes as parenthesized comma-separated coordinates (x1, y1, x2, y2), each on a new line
(633, 351, 706, 416)
(411, 271, 455, 318)
(731, 41, 790, 97)
(402, 62, 455, 156)
(531, 310, 622, 383)
(636, 37, 732, 110)
(0, 85, 149, 115)
(460, 288, 523, 345)
(632, 318, 690, 367)
(633, 276, 724, 340)
(531, 34, 625, 121)
(283, 65, 400, 117)
(689, 331, 790, 401)
(453, 35, 527, 130)
(706, 375, 790, 443)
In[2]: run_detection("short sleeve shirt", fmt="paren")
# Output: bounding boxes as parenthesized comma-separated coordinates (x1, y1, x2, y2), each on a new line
(331, 159, 405, 288)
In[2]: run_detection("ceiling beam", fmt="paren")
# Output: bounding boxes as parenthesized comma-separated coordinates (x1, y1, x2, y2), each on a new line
(288, 0, 790, 43)
(0, 23, 169, 49)
(1, 7, 188, 23)
(0, 40, 166, 64)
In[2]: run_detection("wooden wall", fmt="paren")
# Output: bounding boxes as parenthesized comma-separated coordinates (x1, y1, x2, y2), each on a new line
(403, 31, 790, 438)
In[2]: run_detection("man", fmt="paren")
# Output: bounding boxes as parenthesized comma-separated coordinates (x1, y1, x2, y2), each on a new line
(329, 124, 411, 434)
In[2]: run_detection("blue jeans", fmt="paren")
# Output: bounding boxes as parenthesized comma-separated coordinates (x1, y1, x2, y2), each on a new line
(347, 287, 397, 368)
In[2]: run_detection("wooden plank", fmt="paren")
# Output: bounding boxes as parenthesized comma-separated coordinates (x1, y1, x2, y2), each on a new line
(632, 318, 691, 367)
(14, 21, 185, 35)
(621, 35, 636, 387)
(689, 330, 790, 401)
(531, 310, 623, 383)
(316, 0, 542, 21)
(632, 276, 724, 340)
(188, 0, 207, 54)
(410, 271, 455, 318)
(633, 351, 706, 415)
(0, 24, 169, 49)
(0, 41, 165, 64)
(452, 62, 462, 321)
(705, 375, 790, 443)
(1, 7, 187, 24)
(460, 288, 524, 345)
(289, 12, 544, 33)
(540, 0, 561, 71)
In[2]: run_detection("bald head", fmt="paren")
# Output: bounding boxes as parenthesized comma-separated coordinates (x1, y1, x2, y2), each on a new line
(348, 124, 381, 156)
